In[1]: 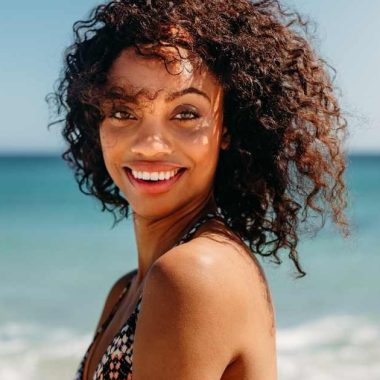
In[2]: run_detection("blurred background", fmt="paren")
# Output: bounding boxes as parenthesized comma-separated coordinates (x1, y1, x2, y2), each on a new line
(0, 1, 379, 379)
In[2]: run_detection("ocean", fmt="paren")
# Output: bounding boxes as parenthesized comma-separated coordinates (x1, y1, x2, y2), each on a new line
(0, 154, 379, 379)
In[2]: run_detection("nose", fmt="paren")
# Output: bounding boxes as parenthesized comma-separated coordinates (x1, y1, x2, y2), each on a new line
(130, 122, 173, 157)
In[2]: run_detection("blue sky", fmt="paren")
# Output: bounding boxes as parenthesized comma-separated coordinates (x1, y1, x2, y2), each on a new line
(0, 0, 379, 153)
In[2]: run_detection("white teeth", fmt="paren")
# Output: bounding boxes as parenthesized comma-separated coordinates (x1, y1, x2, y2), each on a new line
(130, 168, 180, 181)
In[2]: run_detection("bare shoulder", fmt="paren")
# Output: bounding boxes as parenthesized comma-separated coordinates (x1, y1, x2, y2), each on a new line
(160, 233, 274, 314)
(95, 268, 137, 330)
(132, 235, 277, 379)
(110, 269, 137, 293)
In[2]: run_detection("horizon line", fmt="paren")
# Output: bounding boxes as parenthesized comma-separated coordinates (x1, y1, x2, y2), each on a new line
(0, 151, 379, 158)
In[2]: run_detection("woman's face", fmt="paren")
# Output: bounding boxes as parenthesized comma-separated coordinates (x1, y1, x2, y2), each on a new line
(99, 46, 226, 219)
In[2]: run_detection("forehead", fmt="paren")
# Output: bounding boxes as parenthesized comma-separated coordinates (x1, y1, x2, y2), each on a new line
(106, 46, 222, 101)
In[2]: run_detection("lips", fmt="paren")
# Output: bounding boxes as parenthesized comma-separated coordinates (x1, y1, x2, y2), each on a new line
(123, 167, 186, 195)
(125, 162, 185, 172)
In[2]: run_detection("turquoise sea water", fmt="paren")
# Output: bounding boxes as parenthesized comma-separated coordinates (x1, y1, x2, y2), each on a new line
(0, 155, 379, 379)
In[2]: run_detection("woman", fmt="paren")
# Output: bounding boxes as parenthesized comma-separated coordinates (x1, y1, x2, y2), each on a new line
(51, 0, 348, 379)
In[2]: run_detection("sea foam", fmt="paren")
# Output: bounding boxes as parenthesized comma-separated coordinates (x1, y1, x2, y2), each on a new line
(0, 315, 379, 380)
(277, 315, 380, 379)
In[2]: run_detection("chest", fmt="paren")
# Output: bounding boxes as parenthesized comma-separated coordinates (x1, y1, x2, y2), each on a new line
(83, 294, 142, 380)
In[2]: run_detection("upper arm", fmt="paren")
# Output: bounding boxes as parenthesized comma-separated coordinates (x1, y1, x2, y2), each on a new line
(132, 250, 237, 379)
(94, 268, 137, 331)
(132, 246, 245, 380)
(132, 241, 277, 380)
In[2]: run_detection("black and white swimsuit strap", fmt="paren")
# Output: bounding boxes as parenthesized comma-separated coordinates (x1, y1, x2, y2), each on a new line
(174, 210, 224, 247)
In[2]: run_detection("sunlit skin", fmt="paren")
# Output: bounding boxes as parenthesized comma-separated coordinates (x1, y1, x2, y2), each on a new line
(83, 46, 277, 380)
(100, 46, 229, 286)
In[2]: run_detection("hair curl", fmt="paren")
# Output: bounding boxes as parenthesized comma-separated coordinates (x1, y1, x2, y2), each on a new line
(49, 0, 349, 276)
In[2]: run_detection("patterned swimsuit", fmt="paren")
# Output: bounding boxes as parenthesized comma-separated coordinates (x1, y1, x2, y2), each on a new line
(75, 211, 223, 380)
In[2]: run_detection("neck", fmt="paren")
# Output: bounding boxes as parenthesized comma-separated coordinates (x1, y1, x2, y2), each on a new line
(132, 191, 218, 286)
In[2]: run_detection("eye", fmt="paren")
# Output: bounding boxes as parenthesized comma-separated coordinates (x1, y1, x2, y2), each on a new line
(173, 110, 200, 121)
(110, 110, 136, 120)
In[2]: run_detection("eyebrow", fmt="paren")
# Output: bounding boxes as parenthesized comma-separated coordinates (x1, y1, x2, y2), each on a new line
(104, 86, 211, 104)
(165, 87, 211, 103)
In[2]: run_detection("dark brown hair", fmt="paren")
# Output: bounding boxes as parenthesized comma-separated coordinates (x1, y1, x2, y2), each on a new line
(49, 0, 349, 276)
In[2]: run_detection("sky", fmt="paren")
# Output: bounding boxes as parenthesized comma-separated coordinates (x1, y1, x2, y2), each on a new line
(0, 0, 379, 154)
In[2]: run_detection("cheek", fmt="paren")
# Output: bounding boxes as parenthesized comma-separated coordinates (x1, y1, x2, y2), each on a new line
(182, 126, 221, 175)
(182, 115, 221, 148)
(100, 127, 119, 152)
(190, 134, 210, 146)
(99, 127, 123, 181)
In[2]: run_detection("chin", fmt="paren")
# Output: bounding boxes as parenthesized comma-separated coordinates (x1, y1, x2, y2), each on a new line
(128, 199, 183, 220)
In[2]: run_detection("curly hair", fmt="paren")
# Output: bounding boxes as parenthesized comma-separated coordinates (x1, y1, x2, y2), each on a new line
(49, 0, 349, 276)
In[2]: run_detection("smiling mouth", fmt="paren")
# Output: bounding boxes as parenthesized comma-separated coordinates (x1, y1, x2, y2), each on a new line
(123, 167, 186, 193)
(124, 167, 186, 182)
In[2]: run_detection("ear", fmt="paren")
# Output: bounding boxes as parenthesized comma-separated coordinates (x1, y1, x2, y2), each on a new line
(220, 126, 230, 150)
